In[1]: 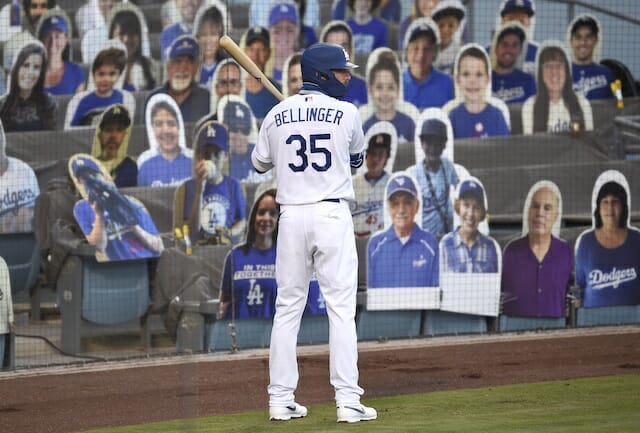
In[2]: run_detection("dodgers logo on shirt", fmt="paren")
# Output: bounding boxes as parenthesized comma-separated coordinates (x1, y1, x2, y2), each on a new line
(588, 267, 637, 290)
(201, 195, 229, 233)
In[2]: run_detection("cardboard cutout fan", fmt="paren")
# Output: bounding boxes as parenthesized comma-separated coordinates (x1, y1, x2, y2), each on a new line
(69, 153, 164, 262)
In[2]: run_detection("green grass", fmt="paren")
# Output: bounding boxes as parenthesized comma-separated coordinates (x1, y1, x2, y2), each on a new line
(80, 375, 640, 433)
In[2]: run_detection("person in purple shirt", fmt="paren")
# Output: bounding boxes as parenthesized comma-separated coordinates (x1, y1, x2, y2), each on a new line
(566, 14, 614, 100)
(320, 20, 368, 107)
(490, 21, 536, 104)
(402, 18, 454, 110)
(501, 181, 573, 318)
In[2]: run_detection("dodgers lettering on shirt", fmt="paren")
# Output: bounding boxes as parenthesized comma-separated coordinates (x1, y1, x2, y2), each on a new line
(0, 187, 37, 217)
(274, 106, 344, 127)
(588, 267, 638, 290)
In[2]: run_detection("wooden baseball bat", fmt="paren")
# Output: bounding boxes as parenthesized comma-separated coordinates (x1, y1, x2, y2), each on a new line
(220, 35, 284, 101)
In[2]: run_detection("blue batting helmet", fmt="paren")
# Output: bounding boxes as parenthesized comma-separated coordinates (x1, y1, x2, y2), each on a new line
(301, 43, 357, 98)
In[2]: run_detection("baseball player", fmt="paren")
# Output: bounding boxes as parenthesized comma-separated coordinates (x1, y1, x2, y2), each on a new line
(252, 43, 376, 423)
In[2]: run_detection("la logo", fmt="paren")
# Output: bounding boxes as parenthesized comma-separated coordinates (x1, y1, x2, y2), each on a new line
(207, 125, 216, 137)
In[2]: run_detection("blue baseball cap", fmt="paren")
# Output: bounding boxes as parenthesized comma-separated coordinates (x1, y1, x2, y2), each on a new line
(269, 2, 299, 27)
(71, 156, 101, 179)
(408, 22, 437, 44)
(168, 35, 200, 61)
(500, 0, 535, 17)
(386, 174, 418, 200)
(196, 121, 228, 152)
(39, 15, 69, 39)
(246, 26, 270, 46)
(223, 101, 252, 134)
(458, 178, 485, 206)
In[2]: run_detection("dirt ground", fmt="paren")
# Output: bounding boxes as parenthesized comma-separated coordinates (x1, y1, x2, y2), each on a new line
(1, 327, 639, 433)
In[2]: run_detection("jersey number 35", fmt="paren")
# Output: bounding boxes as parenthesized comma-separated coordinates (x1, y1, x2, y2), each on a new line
(287, 133, 332, 173)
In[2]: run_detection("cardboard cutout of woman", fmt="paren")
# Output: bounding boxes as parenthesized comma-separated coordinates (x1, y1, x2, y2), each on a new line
(575, 170, 640, 308)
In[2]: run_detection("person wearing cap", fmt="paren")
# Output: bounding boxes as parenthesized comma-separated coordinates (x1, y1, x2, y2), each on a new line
(490, 21, 536, 104)
(219, 95, 270, 184)
(147, 34, 210, 123)
(160, 0, 202, 61)
(70, 154, 164, 262)
(267, 1, 302, 82)
(502, 180, 573, 318)
(352, 123, 394, 237)
(439, 177, 498, 273)
(320, 20, 368, 107)
(65, 41, 134, 129)
(431, 0, 465, 76)
(406, 115, 458, 237)
(497, 0, 539, 74)
(402, 18, 454, 110)
(243, 26, 282, 119)
(346, 0, 389, 55)
(37, 10, 86, 95)
(193, 1, 228, 86)
(90, 103, 137, 188)
(566, 14, 614, 100)
(173, 120, 247, 245)
(0, 40, 57, 132)
(367, 171, 439, 289)
(138, 93, 193, 187)
(0, 119, 39, 234)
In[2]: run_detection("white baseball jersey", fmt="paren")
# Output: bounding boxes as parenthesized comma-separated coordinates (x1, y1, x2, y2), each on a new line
(252, 91, 365, 205)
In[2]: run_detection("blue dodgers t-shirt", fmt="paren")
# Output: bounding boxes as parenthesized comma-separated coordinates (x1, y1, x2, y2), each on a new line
(363, 111, 415, 143)
(45, 61, 86, 96)
(575, 229, 640, 307)
(342, 74, 368, 107)
(448, 103, 511, 139)
(221, 245, 278, 319)
(182, 175, 246, 236)
(137, 153, 192, 187)
(71, 90, 124, 126)
(348, 17, 389, 54)
(572, 63, 614, 100)
(492, 69, 537, 104)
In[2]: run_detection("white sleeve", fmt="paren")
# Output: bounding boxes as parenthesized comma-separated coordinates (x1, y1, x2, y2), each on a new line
(578, 94, 594, 131)
(521, 97, 534, 135)
(252, 120, 274, 173)
(349, 106, 366, 156)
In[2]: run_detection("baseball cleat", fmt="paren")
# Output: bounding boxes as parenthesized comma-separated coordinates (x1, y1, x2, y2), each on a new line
(337, 404, 377, 423)
(269, 403, 308, 420)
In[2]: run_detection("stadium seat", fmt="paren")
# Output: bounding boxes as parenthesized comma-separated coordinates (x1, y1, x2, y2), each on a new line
(0, 232, 41, 296)
(575, 305, 639, 327)
(498, 315, 566, 332)
(206, 318, 272, 351)
(601, 59, 639, 97)
(356, 309, 423, 341)
(57, 250, 151, 354)
(423, 311, 488, 336)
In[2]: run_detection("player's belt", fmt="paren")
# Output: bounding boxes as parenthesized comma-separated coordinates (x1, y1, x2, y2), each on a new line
(321, 198, 340, 203)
